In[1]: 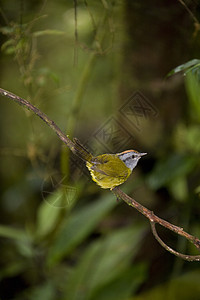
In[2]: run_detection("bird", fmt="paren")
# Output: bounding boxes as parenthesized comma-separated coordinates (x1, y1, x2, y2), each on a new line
(72, 138, 147, 190)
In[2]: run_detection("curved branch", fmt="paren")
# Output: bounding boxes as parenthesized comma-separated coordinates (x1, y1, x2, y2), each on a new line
(1, 87, 200, 261)
(150, 221, 200, 262)
(112, 187, 200, 261)
(0, 88, 76, 153)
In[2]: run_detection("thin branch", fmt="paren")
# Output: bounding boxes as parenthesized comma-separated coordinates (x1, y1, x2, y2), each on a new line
(177, 0, 199, 24)
(84, 0, 97, 33)
(0, 88, 76, 153)
(1, 87, 200, 261)
(177, 0, 200, 38)
(112, 187, 200, 261)
(150, 222, 200, 262)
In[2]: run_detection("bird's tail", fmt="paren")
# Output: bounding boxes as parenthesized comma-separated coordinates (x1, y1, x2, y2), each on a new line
(72, 138, 93, 162)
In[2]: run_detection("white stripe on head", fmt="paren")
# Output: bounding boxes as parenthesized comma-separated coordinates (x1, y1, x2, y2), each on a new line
(117, 150, 145, 171)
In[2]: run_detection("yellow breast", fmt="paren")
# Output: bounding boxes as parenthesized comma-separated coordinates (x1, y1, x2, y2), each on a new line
(86, 154, 132, 189)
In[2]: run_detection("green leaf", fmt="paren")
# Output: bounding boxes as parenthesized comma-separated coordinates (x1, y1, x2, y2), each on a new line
(184, 71, 200, 120)
(0, 261, 27, 280)
(0, 225, 29, 241)
(36, 68, 60, 86)
(33, 29, 66, 37)
(36, 202, 59, 239)
(1, 39, 15, 51)
(91, 263, 147, 300)
(169, 177, 188, 202)
(47, 193, 117, 266)
(167, 59, 200, 77)
(23, 282, 56, 300)
(0, 225, 34, 258)
(195, 185, 200, 195)
(133, 270, 200, 300)
(65, 224, 146, 300)
(35, 188, 75, 239)
(147, 154, 196, 190)
(173, 124, 200, 154)
(0, 26, 15, 35)
(1, 39, 16, 55)
(15, 239, 35, 258)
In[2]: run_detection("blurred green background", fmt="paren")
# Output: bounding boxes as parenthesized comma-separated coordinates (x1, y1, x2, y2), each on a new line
(0, 1, 200, 299)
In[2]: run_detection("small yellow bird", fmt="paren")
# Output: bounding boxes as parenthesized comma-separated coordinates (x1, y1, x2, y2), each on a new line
(73, 138, 147, 190)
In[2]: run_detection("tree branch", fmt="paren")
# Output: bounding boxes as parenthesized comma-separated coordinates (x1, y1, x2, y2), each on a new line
(0, 88, 76, 153)
(1, 87, 200, 261)
(150, 221, 200, 261)
(112, 187, 200, 261)
(177, 0, 199, 25)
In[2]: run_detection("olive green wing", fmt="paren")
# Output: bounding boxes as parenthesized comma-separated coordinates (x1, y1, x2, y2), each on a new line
(90, 154, 131, 178)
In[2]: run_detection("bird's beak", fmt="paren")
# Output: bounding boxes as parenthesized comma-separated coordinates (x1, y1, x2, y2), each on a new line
(140, 152, 147, 156)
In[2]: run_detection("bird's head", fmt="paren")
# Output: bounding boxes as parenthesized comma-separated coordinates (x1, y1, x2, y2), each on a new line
(117, 150, 147, 171)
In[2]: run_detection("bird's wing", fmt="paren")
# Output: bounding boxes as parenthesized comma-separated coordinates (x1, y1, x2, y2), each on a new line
(90, 154, 130, 178)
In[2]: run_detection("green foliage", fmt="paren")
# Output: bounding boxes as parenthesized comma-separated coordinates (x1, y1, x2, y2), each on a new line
(1, 1, 200, 300)
(0, 192, 147, 300)
(155, 58, 200, 204)
(90, 264, 146, 300)
(185, 71, 200, 121)
(65, 225, 147, 300)
(168, 59, 200, 120)
(133, 270, 200, 300)
(22, 282, 57, 300)
(167, 59, 200, 78)
(32, 29, 66, 37)
(35, 194, 63, 239)
(47, 193, 117, 266)
(0, 224, 30, 241)
(147, 154, 196, 190)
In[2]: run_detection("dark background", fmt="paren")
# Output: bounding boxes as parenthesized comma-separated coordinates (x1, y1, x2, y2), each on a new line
(0, 1, 200, 299)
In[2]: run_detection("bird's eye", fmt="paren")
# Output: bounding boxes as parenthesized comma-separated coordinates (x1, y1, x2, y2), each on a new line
(132, 155, 135, 159)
